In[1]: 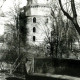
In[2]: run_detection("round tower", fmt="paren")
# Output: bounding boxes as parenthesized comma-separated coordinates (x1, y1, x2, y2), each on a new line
(26, 0, 52, 57)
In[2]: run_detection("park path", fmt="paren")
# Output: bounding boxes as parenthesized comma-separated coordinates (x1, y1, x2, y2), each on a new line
(33, 73, 80, 80)
(45, 73, 80, 80)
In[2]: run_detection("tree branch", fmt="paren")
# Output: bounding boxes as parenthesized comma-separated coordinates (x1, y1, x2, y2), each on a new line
(59, 0, 73, 21)
(71, 0, 77, 18)
(59, 0, 80, 35)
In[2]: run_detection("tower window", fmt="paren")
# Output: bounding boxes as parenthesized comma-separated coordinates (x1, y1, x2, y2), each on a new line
(33, 27, 36, 32)
(33, 17, 36, 23)
(33, 36, 36, 41)
(46, 18, 48, 23)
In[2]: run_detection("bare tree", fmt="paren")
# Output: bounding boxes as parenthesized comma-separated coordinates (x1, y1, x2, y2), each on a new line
(50, 1, 79, 58)
(0, 0, 7, 16)
(1, 0, 27, 73)
(59, 0, 80, 35)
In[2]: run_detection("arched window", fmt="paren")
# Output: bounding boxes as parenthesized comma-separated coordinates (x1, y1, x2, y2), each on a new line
(46, 18, 48, 23)
(47, 0, 49, 2)
(33, 17, 36, 23)
(33, 27, 36, 32)
(33, 36, 36, 41)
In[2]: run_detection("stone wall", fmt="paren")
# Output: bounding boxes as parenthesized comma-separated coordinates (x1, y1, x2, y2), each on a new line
(34, 58, 80, 77)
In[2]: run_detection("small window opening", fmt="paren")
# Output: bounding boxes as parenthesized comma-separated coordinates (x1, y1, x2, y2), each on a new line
(46, 18, 48, 23)
(47, 0, 48, 1)
(33, 27, 36, 32)
(33, 17, 36, 23)
(33, 36, 36, 41)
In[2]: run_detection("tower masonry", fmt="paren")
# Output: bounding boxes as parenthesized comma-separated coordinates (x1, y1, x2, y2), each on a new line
(25, 0, 52, 57)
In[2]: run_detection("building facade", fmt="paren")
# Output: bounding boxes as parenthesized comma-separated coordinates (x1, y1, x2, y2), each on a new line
(25, 0, 52, 57)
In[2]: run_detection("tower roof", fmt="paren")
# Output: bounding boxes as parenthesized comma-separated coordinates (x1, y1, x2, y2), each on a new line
(26, 0, 51, 16)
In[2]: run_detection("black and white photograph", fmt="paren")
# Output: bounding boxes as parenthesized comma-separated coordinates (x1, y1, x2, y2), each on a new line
(0, 0, 80, 80)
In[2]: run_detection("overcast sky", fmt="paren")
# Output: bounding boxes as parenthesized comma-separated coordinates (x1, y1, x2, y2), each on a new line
(2, 0, 27, 12)
(0, 0, 27, 35)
